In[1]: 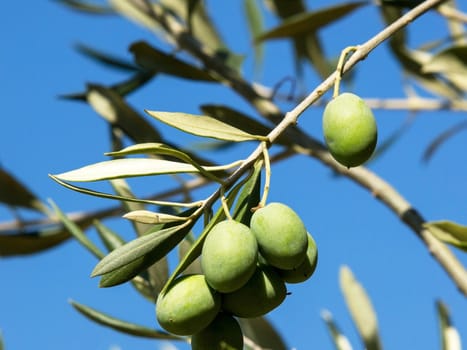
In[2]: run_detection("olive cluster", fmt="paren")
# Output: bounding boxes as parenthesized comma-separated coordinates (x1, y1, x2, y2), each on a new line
(156, 202, 318, 349)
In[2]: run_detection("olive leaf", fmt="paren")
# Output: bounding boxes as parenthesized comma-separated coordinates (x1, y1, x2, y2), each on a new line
(243, 0, 264, 73)
(321, 309, 354, 350)
(423, 220, 467, 251)
(109, 0, 163, 35)
(437, 300, 462, 350)
(422, 120, 467, 163)
(75, 43, 139, 72)
(70, 300, 182, 340)
(130, 41, 217, 82)
(238, 316, 288, 350)
(255, 2, 366, 42)
(53, 158, 234, 183)
(123, 210, 190, 224)
(56, 0, 114, 14)
(340, 265, 382, 350)
(145, 110, 268, 142)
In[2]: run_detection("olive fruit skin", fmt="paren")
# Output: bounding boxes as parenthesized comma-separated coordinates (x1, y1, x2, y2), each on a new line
(156, 274, 221, 335)
(222, 264, 287, 318)
(202, 220, 258, 293)
(250, 202, 308, 270)
(322, 92, 377, 168)
(191, 313, 243, 350)
(277, 233, 318, 284)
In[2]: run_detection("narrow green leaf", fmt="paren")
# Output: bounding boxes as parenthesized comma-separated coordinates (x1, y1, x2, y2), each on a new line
(146, 110, 268, 142)
(340, 265, 382, 350)
(86, 84, 163, 143)
(130, 41, 217, 82)
(177, 234, 203, 275)
(55, 0, 114, 14)
(123, 210, 189, 224)
(50, 175, 200, 210)
(422, 120, 467, 163)
(75, 43, 139, 72)
(244, 0, 264, 73)
(50, 200, 105, 260)
(200, 104, 289, 145)
(321, 309, 354, 350)
(92, 221, 192, 277)
(94, 220, 125, 252)
(437, 300, 462, 350)
(70, 300, 182, 340)
(239, 317, 288, 350)
(53, 158, 235, 182)
(424, 221, 467, 251)
(109, 0, 163, 34)
(0, 167, 48, 213)
(255, 2, 366, 42)
(107, 142, 223, 182)
(231, 160, 262, 226)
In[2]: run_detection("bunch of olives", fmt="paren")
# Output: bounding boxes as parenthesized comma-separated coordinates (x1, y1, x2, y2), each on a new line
(156, 202, 318, 349)
(322, 92, 377, 168)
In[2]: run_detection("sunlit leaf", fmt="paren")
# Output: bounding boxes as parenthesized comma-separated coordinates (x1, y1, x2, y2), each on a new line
(86, 84, 163, 143)
(70, 300, 182, 340)
(422, 120, 467, 163)
(123, 210, 190, 224)
(424, 221, 467, 251)
(109, 0, 163, 34)
(146, 110, 268, 142)
(255, 2, 366, 42)
(130, 41, 217, 82)
(56, 0, 114, 14)
(53, 158, 236, 183)
(92, 220, 193, 277)
(321, 309, 354, 350)
(340, 265, 382, 350)
(437, 300, 462, 350)
(239, 316, 288, 350)
(0, 167, 48, 213)
(422, 45, 467, 90)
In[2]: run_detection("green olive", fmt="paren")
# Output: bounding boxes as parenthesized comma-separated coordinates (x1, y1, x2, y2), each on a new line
(277, 233, 318, 284)
(191, 313, 243, 350)
(250, 202, 308, 270)
(156, 274, 221, 335)
(222, 264, 287, 318)
(322, 92, 377, 168)
(201, 220, 258, 293)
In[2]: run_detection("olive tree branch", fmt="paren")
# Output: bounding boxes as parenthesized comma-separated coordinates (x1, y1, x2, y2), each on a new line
(128, 0, 467, 295)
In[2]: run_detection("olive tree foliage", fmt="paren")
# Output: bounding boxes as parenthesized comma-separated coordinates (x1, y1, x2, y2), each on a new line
(1, 0, 467, 349)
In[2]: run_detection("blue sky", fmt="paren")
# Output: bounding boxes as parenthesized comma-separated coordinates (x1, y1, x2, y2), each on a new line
(1, 1, 467, 350)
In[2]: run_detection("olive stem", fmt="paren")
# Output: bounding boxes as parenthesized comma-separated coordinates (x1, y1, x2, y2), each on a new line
(220, 187, 233, 220)
(333, 46, 359, 99)
(259, 142, 271, 208)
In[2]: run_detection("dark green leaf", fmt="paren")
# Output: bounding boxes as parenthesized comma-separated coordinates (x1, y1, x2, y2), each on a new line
(422, 120, 467, 163)
(255, 2, 366, 42)
(94, 220, 125, 252)
(92, 221, 193, 277)
(55, 0, 114, 14)
(0, 167, 48, 213)
(146, 110, 268, 142)
(382, 0, 431, 8)
(340, 265, 382, 350)
(177, 234, 202, 275)
(239, 317, 288, 350)
(70, 300, 182, 340)
(130, 41, 217, 82)
(424, 221, 467, 251)
(76, 43, 139, 72)
(231, 160, 262, 226)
